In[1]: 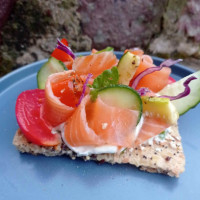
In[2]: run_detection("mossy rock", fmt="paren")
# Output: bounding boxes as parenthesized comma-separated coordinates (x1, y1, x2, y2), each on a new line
(0, 0, 92, 76)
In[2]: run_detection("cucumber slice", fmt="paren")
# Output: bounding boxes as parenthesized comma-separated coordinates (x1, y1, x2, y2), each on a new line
(141, 96, 179, 124)
(117, 52, 140, 85)
(159, 71, 200, 115)
(37, 57, 65, 89)
(98, 85, 142, 123)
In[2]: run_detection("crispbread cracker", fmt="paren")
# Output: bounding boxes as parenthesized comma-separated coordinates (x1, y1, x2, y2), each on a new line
(13, 125, 185, 177)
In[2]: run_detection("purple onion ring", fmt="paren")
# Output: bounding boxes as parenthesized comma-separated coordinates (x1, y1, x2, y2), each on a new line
(137, 87, 151, 96)
(131, 59, 183, 89)
(76, 73, 93, 107)
(159, 76, 197, 101)
(57, 38, 75, 59)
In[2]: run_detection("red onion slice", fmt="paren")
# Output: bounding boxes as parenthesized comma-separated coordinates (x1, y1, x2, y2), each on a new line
(57, 38, 75, 59)
(131, 59, 183, 89)
(159, 76, 197, 101)
(137, 87, 151, 96)
(76, 73, 93, 107)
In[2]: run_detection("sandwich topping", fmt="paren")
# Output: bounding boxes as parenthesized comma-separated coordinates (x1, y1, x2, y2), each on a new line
(15, 38, 200, 156)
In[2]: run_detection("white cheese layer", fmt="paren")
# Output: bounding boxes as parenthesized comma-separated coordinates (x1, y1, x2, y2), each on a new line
(135, 116, 144, 138)
(142, 126, 172, 147)
(52, 119, 173, 156)
(62, 135, 119, 156)
(51, 123, 119, 156)
(52, 118, 144, 156)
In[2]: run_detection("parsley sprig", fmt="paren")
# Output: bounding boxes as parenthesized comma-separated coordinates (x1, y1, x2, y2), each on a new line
(89, 67, 119, 101)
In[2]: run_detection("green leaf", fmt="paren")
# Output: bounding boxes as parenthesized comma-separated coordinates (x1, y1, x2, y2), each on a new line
(95, 47, 114, 54)
(90, 67, 119, 101)
(92, 67, 119, 89)
(159, 131, 166, 140)
(90, 90, 99, 101)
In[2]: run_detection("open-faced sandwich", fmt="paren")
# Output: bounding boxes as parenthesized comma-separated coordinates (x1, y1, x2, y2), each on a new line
(13, 39, 200, 177)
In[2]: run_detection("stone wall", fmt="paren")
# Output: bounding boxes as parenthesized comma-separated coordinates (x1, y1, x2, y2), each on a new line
(0, 0, 92, 76)
(78, 0, 168, 50)
(0, 0, 200, 76)
(150, 0, 200, 58)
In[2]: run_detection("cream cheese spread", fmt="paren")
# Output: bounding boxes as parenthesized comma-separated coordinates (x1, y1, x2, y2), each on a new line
(52, 117, 144, 156)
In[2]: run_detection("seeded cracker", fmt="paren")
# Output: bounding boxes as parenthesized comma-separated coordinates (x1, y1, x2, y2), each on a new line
(13, 124, 185, 177)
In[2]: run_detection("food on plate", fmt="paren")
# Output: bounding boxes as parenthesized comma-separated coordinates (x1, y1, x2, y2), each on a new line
(13, 39, 200, 177)
(72, 51, 118, 78)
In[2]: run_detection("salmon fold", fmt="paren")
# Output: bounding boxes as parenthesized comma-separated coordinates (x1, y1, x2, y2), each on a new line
(63, 95, 139, 148)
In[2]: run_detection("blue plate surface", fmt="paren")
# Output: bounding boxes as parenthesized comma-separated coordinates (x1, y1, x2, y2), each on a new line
(0, 52, 200, 199)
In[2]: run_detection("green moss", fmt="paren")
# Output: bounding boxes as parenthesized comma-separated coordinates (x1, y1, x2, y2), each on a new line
(1, 0, 51, 50)
(0, 53, 15, 77)
(0, 0, 92, 76)
(0, 0, 51, 76)
(164, 0, 187, 32)
(59, 0, 78, 9)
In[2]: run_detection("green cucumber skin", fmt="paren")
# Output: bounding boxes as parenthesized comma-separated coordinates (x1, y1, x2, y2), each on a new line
(117, 52, 134, 67)
(37, 66, 45, 89)
(159, 71, 200, 115)
(98, 85, 143, 124)
(59, 60, 67, 69)
(37, 57, 65, 89)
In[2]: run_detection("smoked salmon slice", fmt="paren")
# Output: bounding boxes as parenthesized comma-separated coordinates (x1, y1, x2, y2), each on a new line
(64, 95, 139, 148)
(64, 94, 170, 148)
(124, 48, 144, 57)
(134, 116, 169, 146)
(64, 95, 104, 147)
(128, 54, 171, 92)
(125, 49, 171, 92)
(42, 70, 78, 127)
(86, 96, 139, 147)
(72, 51, 118, 78)
(64, 95, 170, 148)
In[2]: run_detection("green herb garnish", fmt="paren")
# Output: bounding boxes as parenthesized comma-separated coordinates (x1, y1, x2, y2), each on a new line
(89, 66, 119, 101)
(159, 131, 166, 140)
(120, 148, 127, 155)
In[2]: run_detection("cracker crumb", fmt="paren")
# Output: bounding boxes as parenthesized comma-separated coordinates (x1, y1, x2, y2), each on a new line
(170, 141, 177, 149)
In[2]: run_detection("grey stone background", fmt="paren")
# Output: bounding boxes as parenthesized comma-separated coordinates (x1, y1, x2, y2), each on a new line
(0, 0, 200, 77)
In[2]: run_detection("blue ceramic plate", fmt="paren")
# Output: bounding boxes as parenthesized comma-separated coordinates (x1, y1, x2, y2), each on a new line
(0, 52, 199, 199)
